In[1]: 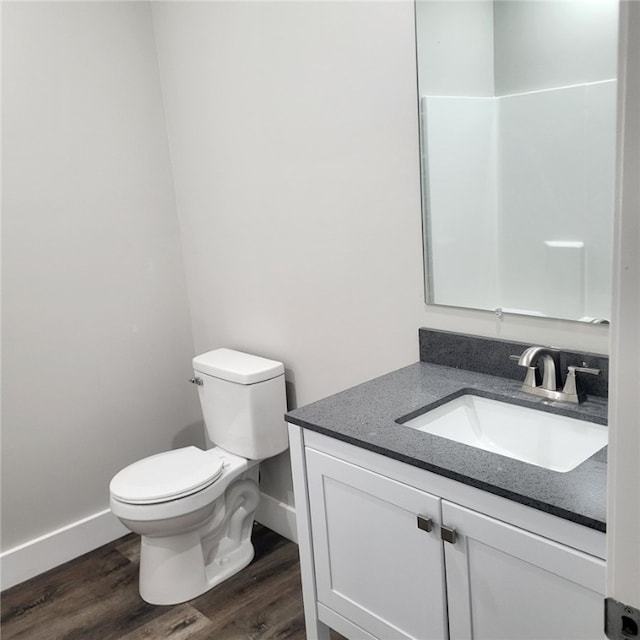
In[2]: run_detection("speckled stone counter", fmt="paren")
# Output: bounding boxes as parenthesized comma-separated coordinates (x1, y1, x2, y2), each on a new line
(286, 360, 608, 532)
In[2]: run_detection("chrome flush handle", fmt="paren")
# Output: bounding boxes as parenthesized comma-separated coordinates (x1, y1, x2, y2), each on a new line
(189, 377, 203, 386)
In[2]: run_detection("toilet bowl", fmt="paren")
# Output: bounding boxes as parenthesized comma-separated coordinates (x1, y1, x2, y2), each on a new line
(109, 349, 288, 605)
(110, 447, 260, 604)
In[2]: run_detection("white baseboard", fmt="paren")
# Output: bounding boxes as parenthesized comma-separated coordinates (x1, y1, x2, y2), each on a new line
(0, 509, 129, 591)
(1, 493, 296, 591)
(255, 491, 298, 543)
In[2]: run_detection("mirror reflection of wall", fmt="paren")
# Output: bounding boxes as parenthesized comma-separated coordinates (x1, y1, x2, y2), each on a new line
(416, 0, 618, 322)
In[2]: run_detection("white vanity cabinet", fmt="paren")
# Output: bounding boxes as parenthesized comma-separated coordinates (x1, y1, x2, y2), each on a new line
(290, 427, 606, 640)
(442, 501, 605, 640)
(306, 448, 447, 640)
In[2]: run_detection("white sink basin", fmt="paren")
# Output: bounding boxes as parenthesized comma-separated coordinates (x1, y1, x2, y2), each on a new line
(401, 394, 607, 472)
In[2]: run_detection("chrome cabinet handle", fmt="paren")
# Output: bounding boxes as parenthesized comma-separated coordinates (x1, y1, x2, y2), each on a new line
(189, 377, 203, 386)
(417, 515, 433, 533)
(441, 525, 458, 544)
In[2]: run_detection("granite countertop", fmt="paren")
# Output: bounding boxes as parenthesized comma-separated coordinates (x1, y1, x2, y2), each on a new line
(286, 361, 608, 532)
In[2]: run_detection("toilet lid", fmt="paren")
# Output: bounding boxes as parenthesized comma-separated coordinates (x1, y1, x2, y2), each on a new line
(110, 447, 224, 504)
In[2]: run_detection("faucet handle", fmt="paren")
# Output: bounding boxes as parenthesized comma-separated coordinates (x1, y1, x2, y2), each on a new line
(567, 365, 601, 376)
(562, 365, 600, 402)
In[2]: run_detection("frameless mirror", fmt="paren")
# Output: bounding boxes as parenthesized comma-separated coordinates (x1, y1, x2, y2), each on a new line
(416, 0, 618, 322)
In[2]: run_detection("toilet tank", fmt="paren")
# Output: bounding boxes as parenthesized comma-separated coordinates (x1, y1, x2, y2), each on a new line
(192, 349, 288, 460)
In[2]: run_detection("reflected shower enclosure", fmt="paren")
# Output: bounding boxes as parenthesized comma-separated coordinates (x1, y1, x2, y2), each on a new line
(416, 0, 618, 322)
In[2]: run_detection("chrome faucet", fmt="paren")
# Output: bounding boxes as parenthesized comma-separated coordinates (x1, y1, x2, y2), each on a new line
(515, 346, 562, 396)
(511, 346, 599, 403)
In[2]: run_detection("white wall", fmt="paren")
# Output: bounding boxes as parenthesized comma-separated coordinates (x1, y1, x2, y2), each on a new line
(415, 0, 495, 97)
(150, 0, 428, 506)
(416, 0, 618, 97)
(493, 0, 618, 95)
(151, 0, 427, 405)
(1, 0, 201, 564)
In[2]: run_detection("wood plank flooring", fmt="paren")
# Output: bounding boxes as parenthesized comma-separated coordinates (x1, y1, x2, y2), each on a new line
(1, 525, 345, 640)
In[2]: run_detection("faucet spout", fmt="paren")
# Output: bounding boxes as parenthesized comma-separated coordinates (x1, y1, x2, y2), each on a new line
(517, 347, 560, 391)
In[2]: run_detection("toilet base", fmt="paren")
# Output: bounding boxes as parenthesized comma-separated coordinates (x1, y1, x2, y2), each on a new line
(139, 532, 255, 605)
(137, 469, 260, 605)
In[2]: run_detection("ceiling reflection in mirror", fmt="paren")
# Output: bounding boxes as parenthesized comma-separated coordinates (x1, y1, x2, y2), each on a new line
(416, 0, 618, 323)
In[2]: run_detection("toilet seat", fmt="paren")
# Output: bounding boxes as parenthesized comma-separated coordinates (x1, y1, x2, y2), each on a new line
(110, 446, 224, 505)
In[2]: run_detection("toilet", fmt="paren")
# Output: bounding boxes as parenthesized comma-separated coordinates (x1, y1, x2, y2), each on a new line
(109, 348, 288, 605)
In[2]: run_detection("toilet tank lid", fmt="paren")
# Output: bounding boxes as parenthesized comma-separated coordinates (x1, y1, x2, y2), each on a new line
(193, 348, 284, 384)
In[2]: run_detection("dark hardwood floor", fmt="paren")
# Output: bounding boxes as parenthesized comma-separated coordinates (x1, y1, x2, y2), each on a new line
(1, 525, 345, 640)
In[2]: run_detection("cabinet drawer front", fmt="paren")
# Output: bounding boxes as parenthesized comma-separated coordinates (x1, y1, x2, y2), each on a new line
(442, 501, 606, 640)
(306, 449, 447, 640)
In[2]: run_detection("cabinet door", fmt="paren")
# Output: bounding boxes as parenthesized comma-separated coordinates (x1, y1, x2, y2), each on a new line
(442, 501, 606, 640)
(306, 449, 447, 640)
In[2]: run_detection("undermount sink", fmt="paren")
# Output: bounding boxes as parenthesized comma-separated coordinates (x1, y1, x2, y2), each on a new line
(400, 394, 607, 472)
